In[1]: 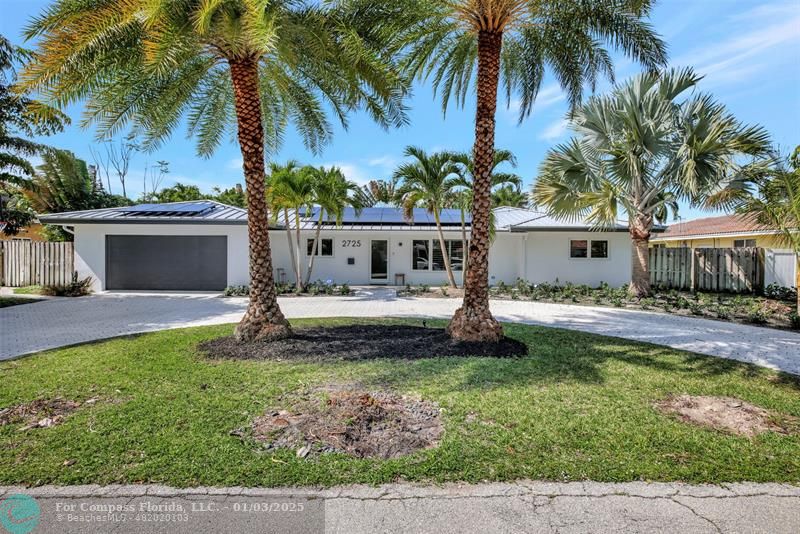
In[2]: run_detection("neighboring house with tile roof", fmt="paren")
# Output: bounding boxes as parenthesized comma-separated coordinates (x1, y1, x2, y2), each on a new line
(650, 214, 788, 249)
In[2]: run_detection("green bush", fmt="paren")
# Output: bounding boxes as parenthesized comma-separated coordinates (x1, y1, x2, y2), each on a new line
(746, 303, 769, 324)
(223, 285, 249, 297)
(41, 272, 92, 297)
(789, 312, 800, 329)
(764, 283, 797, 302)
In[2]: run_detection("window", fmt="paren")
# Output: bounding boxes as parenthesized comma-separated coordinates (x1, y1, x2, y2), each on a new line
(570, 240, 588, 258)
(306, 238, 333, 256)
(412, 240, 429, 270)
(590, 240, 609, 258)
(432, 240, 464, 271)
(733, 239, 757, 248)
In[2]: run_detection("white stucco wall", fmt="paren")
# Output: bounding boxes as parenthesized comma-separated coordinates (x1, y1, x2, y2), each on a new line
(73, 223, 251, 291)
(72, 224, 633, 290)
(522, 231, 632, 288)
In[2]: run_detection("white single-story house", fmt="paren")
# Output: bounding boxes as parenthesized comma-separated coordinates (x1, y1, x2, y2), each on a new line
(40, 201, 641, 292)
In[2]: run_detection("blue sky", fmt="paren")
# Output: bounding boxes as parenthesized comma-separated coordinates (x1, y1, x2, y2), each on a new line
(2, 0, 799, 221)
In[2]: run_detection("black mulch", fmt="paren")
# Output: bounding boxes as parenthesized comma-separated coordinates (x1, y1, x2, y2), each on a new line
(199, 324, 528, 361)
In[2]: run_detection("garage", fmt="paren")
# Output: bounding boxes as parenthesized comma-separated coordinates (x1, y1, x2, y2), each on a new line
(106, 235, 228, 291)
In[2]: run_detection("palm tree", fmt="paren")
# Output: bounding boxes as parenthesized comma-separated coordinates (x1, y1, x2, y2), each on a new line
(304, 166, 362, 286)
(266, 161, 310, 292)
(708, 147, 800, 313)
(533, 68, 771, 297)
(492, 185, 528, 208)
(395, 146, 461, 288)
(354, 177, 402, 207)
(405, 0, 668, 341)
(20, 0, 408, 342)
(451, 149, 522, 281)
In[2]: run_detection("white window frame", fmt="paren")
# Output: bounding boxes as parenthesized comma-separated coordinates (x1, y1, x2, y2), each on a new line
(733, 238, 757, 248)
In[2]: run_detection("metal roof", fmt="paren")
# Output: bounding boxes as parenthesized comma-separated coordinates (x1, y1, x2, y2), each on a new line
(40, 202, 647, 233)
(493, 207, 632, 232)
(39, 200, 248, 225)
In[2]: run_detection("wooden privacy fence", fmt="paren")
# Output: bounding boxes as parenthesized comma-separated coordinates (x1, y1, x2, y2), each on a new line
(0, 241, 74, 287)
(649, 247, 764, 293)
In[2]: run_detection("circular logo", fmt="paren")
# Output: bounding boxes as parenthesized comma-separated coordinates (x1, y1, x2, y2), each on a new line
(0, 494, 40, 534)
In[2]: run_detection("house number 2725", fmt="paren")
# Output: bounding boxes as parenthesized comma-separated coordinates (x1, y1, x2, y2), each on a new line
(342, 240, 361, 247)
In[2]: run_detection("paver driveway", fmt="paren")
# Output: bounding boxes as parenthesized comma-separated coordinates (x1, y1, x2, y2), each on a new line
(2, 290, 799, 374)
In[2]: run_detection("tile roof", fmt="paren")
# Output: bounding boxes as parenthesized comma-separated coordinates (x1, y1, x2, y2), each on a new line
(653, 214, 778, 240)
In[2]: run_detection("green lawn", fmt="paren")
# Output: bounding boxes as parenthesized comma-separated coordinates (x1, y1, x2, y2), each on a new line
(12, 286, 43, 295)
(0, 296, 40, 308)
(1, 318, 798, 487)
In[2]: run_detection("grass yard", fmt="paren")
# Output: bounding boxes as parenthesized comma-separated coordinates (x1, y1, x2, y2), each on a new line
(12, 286, 43, 295)
(1, 318, 798, 488)
(0, 296, 40, 308)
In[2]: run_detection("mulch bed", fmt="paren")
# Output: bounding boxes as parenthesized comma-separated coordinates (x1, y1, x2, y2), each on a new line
(199, 324, 528, 361)
(654, 395, 800, 437)
(240, 385, 444, 459)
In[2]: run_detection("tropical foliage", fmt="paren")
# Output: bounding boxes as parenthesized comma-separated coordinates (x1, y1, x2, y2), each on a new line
(0, 34, 66, 235)
(354, 177, 402, 207)
(532, 68, 771, 297)
(21, 0, 409, 342)
(404, 0, 668, 341)
(708, 146, 800, 312)
(25, 149, 126, 240)
(395, 146, 462, 287)
(303, 166, 362, 285)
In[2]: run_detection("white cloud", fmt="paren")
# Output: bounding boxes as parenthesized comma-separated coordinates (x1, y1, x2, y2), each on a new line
(673, 7, 800, 88)
(538, 119, 569, 141)
(504, 84, 566, 122)
(366, 155, 398, 169)
(226, 157, 242, 170)
(321, 161, 371, 186)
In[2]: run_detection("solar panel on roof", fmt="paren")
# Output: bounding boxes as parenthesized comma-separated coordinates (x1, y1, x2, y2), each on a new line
(117, 202, 217, 217)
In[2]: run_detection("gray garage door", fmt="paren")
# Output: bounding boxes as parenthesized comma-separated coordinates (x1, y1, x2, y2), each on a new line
(106, 235, 227, 290)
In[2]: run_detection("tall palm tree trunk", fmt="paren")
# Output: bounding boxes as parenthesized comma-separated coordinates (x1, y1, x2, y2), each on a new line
(434, 211, 458, 288)
(448, 30, 503, 342)
(629, 213, 653, 297)
(283, 207, 296, 286)
(230, 56, 291, 342)
(294, 210, 304, 293)
(305, 212, 324, 286)
(460, 207, 469, 287)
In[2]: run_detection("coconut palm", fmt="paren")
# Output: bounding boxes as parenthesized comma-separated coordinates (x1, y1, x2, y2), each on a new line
(708, 147, 800, 313)
(405, 0, 668, 341)
(304, 166, 362, 285)
(20, 0, 408, 342)
(533, 68, 771, 297)
(266, 161, 311, 292)
(395, 146, 461, 288)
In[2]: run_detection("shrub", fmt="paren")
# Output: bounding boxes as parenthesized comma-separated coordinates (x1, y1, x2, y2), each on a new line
(440, 284, 448, 296)
(689, 302, 704, 316)
(42, 272, 92, 297)
(223, 285, 250, 297)
(339, 284, 351, 296)
(790, 312, 800, 329)
(746, 303, 769, 324)
(764, 283, 797, 302)
(715, 306, 731, 320)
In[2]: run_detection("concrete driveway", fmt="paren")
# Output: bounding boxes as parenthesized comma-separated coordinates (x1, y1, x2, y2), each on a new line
(2, 290, 799, 374)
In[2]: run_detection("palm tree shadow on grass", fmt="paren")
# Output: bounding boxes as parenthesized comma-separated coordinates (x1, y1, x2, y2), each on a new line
(198, 321, 799, 393)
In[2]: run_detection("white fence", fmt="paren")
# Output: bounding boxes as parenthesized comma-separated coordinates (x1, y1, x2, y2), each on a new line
(765, 249, 797, 288)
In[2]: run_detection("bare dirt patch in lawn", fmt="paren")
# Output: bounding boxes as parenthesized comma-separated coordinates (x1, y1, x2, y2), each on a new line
(0, 398, 83, 430)
(655, 395, 800, 437)
(200, 324, 528, 361)
(242, 385, 444, 459)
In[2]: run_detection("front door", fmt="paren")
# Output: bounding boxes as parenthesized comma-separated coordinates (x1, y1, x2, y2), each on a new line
(370, 240, 388, 283)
